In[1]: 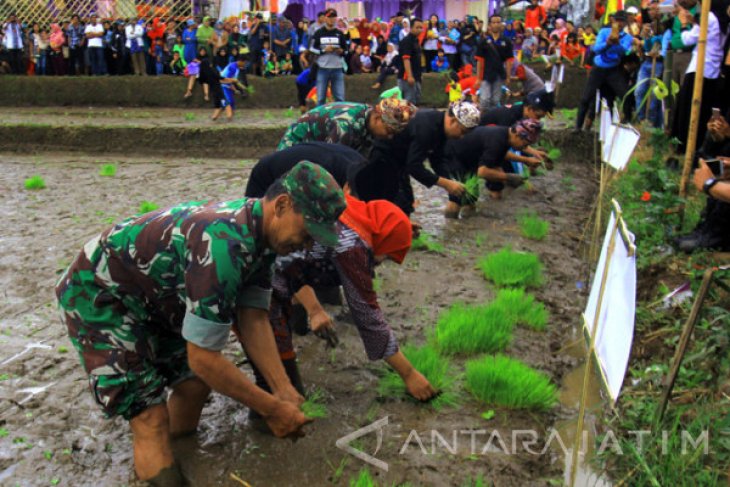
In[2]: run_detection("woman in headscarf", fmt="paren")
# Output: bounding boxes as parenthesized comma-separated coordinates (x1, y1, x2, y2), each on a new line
(253, 194, 438, 403)
(182, 19, 197, 64)
(371, 41, 398, 89)
(398, 17, 410, 42)
(357, 17, 372, 47)
(49, 23, 66, 75)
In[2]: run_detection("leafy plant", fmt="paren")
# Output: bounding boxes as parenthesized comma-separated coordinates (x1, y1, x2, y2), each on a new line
(490, 288, 549, 331)
(24, 175, 46, 190)
(301, 389, 328, 419)
(465, 355, 558, 410)
(98, 164, 117, 177)
(139, 201, 160, 213)
(518, 211, 550, 241)
(378, 344, 460, 410)
(184, 112, 196, 122)
(411, 233, 444, 253)
(547, 147, 562, 161)
(435, 303, 513, 355)
(461, 173, 481, 205)
(284, 107, 295, 118)
(350, 468, 377, 487)
(478, 247, 543, 288)
(461, 475, 489, 487)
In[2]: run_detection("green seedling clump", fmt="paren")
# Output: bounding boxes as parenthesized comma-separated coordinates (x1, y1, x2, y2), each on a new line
(491, 288, 548, 331)
(547, 147, 562, 161)
(411, 233, 444, 253)
(435, 303, 513, 355)
(24, 175, 46, 190)
(461, 475, 489, 487)
(378, 344, 460, 410)
(465, 354, 558, 410)
(518, 211, 550, 241)
(349, 468, 377, 487)
(301, 389, 328, 419)
(461, 173, 480, 205)
(139, 201, 160, 214)
(98, 164, 117, 177)
(184, 112, 196, 121)
(478, 247, 543, 288)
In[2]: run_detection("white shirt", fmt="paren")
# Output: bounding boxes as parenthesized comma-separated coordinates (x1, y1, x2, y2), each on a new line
(681, 12, 726, 79)
(85, 23, 105, 48)
(2, 22, 23, 49)
(124, 24, 144, 49)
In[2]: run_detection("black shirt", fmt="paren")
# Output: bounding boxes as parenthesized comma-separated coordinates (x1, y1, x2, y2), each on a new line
(398, 32, 423, 82)
(245, 142, 367, 197)
(446, 126, 511, 173)
(480, 103, 524, 127)
(475, 35, 513, 82)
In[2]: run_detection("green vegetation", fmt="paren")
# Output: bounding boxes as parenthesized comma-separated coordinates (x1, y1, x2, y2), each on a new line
(139, 201, 160, 213)
(478, 247, 543, 288)
(0, 428, 8, 438)
(24, 175, 46, 190)
(301, 389, 328, 419)
(461, 173, 481, 205)
(184, 112, 196, 122)
(435, 303, 512, 355)
(349, 468, 377, 487)
(461, 475, 489, 487)
(491, 288, 548, 331)
(411, 233, 444, 253)
(378, 344, 460, 410)
(98, 164, 117, 177)
(547, 147, 562, 161)
(465, 355, 558, 410)
(57, 346, 68, 354)
(518, 211, 550, 241)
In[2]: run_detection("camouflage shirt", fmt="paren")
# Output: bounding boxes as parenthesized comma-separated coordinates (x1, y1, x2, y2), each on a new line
(277, 102, 374, 156)
(58, 198, 275, 352)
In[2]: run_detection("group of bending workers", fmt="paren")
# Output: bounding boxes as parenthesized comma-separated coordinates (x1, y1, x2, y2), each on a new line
(56, 91, 554, 486)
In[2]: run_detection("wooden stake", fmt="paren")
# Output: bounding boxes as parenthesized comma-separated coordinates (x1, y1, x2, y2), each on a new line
(654, 268, 715, 425)
(678, 0, 712, 202)
(569, 209, 622, 487)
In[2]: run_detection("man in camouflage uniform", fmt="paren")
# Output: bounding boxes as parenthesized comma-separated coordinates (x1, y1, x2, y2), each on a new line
(276, 98, 417, 157)
(55, 162, 345, 486)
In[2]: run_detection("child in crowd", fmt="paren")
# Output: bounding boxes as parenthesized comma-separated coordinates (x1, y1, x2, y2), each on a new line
(170, 51, 185, 75)
(152, 38, 167, 75)
(279, 52, 293, 75)
(360, 46, 373, 73)
(562, 32, 584, 65)
(264, 51, 279, 77)
(214, 46, 228, 70)
(35, 28, 50, 75)
(172, 35, 186, 69)
(431, 48, 449, 73)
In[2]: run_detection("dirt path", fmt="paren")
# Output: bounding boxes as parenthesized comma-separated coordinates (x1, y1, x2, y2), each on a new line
(0, 147, 597, 487)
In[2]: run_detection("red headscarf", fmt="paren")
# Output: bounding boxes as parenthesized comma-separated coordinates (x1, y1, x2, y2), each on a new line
(339, 194, 412, 264)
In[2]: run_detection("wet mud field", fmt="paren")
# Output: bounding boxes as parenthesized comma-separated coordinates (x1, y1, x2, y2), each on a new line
(0, 145, 601, 487)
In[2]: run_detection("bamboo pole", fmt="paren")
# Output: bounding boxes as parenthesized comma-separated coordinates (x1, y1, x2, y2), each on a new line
(569, 210, 622, 487)
(645, 56, 657, 121)
(678, 0, 712, 201)
(654, 268, 715, 425)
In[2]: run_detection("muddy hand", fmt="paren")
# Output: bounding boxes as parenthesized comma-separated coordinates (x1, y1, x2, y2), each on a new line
(411, 222, 422, 239)
(404, 370, 438, 401)
(315, 327, 340, 348)
(265, 399, 312, 439)
(505, 173, 526, 188)
(274, 383, 305, 407)
(310, 310, 339, 347)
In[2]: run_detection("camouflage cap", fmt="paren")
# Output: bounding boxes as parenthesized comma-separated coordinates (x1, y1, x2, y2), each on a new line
(282, 161, 346, 246)
(374, 96, 417, 132)
(449, 101, 480, 129)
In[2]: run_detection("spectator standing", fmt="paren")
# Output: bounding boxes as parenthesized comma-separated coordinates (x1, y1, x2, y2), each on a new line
(308, 11, 326, 46)
(209, 21, 228, 54)
(423, 15, 440, 72)
(310, 8, 348, 106)
(460, 16, 479, 68)
(125, 18, 145, 75)
(398, 17, 424, 105)
(475, 14, 514, 111)
(273, 16, 292, 59)
(165, 20, 177, 52)
(110, 20, 126, 75)
(440, 20, 459, 70)
(182, 20, 197, 64)
(248, 13, 269, 75)
(525, 0, 547, 30)
(635, 21, 666, 128)
(49, 23, 65, 75)
(28, 22, 40, 75)
(196, 16, 214, 54)
(387, 11, 404, 46)
(85, 14, 106, 75)
(67, 15, 85, 75)
(35, 28, 49, 75)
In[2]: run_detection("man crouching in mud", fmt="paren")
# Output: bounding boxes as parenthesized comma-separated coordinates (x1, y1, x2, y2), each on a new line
(55, 162, 345, 486)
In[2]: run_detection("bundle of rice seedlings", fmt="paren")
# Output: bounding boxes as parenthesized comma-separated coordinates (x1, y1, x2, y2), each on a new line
(465, 355, 558, 410)
(378, 344, 460, 410)
(98, 164, 117, 177)
(301, 389, 328, 419)
(411, 233, 444, 253)
(490, 288, 548, 331)
(517, 211, 550, 241)
(461, 173, 481, 205)
(138, 201, 160, 213)
(478, 247, 543, 288)
(24, 175, 46, 190)
(435, 304, 513, 355)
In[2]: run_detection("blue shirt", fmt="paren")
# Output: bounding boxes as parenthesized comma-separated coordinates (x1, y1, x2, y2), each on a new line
(220, 61, 240, 83)
(592, 27, 634, 69)
(67, 24, 85, 48)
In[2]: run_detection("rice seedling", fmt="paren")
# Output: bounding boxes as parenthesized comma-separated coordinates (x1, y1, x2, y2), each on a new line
(478, 247, 543, 288)
(378, 344, 460, 410)
(547, 147, 562, 161)
(435, 303, 513, 355)
(372, 274, 382, 292)
(139, 201, 160, 213)
(184, 112, 196, 122)
(517, 211, 550, 241)
(284, 107, 295, 118)
(461, 475, 489, 487)
(461, 173, 480, 205)
(350, 468, 377, 487)
(24, 175, 46, 190)
(98, 164, 117, 177)
(465, 355, 558, 411)
(301, 389, 328, 419)
(264, 111, 274, 120)
(475, 233, 486, 248)
(410, 233, 444, 253)
(490, 288, 548, 331)
(246, 85, 255, 94)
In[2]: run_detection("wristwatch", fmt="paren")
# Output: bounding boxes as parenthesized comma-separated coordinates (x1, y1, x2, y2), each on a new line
(702, 178, 718, 194)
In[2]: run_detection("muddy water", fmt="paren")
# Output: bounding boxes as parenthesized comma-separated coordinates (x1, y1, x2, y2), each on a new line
(0, 146, 599, 486)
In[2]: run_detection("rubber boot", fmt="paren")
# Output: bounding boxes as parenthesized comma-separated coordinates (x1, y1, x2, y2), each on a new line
(147, 464, 185, 487)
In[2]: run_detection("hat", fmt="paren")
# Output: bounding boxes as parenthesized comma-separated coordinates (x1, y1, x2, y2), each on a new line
(395, 11, 405, 17)
(512, 118, 543, 144)
(526, 89, 555, 114)
(186, 18, 195, 26)
(324, 8, 338, 18)
(626, 6, 639, 15)
(612, 10, 628, 21)
(374, 97, 417, 132)
(450, 101, 480, 129)
(281, 161, 346, 246)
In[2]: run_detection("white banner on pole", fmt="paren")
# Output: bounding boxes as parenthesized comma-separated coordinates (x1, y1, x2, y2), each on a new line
(583, 211, 637, 403)
(602, 124, 641, 171)
(599, 99, 611, 143)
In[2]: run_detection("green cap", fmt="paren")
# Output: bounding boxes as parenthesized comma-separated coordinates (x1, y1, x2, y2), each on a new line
(282, 161, 346, 246)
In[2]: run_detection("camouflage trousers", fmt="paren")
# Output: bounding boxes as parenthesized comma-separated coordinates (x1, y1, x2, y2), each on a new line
(55, 245, 193, 420)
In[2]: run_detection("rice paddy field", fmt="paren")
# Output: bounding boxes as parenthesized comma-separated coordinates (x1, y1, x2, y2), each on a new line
(0, 125, 608, 486)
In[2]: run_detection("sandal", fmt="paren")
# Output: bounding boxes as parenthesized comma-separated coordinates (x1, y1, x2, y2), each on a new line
(184, 91, 192, 98)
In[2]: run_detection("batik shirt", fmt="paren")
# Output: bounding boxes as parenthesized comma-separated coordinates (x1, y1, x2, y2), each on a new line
(56, 199, 275, 352)
(277, 102, 374, 156)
